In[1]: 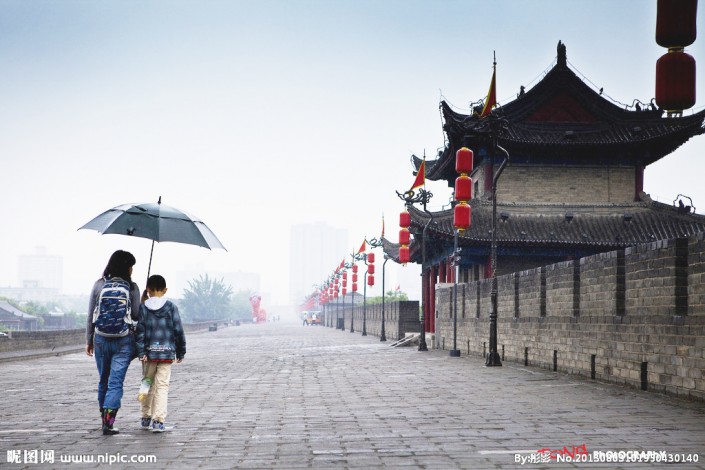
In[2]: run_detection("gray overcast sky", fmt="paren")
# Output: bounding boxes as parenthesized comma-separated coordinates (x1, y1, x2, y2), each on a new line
(1, 1, 703, 304)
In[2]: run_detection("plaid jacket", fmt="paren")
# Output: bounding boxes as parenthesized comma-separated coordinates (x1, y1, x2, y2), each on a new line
(135, 299, 186, 361)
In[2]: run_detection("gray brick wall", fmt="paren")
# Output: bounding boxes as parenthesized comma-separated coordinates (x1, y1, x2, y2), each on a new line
(435, 233, 705, 401)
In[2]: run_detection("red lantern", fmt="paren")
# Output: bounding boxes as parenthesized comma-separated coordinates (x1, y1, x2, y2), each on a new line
(352, 264, 358, 273)
(367, 274, 375, 286)
(342, 288, 347, 296)
(368, 264, 375, 275)
(342, 279, 347, 288)
(399, 211, 411, 228)
(455, 147, 474, 174)
(399, 228, 410, 245)
(656, 51, 696, 110)
(399, 245, 410, 264)
(334, 290, 339, 298)
(352, 273, 358, 282)
(368, 252, 375, 263)
(352, 283, 358, 292)
(454, 203, 472, 230)
(455, 175, 472, 202)
(656, 0, 697, 48)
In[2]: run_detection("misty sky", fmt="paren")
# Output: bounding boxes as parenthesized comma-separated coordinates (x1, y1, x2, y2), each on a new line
(1, 1, 703, 305)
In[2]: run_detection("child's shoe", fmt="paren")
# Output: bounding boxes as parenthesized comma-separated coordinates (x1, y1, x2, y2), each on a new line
(140, 417, 152, 430)
(151, 420, 165, 433)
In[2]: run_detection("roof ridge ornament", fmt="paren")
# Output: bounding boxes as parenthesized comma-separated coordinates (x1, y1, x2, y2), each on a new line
(557, 40, 567, 67)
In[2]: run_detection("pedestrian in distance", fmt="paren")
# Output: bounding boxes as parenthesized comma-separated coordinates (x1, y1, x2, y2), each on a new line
(135, 274, 186, 433)
(86, 250, 141, 435)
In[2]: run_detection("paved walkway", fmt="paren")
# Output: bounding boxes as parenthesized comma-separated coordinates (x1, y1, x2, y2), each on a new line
(1, 322, 704, 469)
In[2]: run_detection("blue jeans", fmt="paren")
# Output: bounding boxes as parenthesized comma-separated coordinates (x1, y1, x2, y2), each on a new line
(94, 334, 134, 410)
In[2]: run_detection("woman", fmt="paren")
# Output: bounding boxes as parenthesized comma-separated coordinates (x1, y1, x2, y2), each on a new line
(85, 250, 141, 435)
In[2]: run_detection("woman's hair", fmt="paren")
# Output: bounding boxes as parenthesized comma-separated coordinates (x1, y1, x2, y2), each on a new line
(103, 250, 136, 282)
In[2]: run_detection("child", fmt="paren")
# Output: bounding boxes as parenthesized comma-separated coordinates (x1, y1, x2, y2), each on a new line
(135, 274, 186, 433)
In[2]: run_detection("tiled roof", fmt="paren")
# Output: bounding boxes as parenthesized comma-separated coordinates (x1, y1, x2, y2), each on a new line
(422, 43, 705, 182)
(384, 196, 705, 263)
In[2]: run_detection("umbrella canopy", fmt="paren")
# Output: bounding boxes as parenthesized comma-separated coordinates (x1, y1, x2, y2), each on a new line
(79, 198, 226, 277)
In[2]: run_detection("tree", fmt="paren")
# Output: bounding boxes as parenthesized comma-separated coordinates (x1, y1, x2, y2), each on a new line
(366, 290, 409, 304)
(180, 274, 233, 322)
(231, 290, 255, 322)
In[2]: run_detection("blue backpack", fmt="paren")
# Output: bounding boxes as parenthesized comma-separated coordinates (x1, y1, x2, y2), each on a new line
(93, 278, 134, 336)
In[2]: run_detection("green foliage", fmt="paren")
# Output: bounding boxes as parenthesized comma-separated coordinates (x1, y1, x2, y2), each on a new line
(231, 290, 256, 321)
(366, 290, 409, 305)
(180, 274, 234, 322)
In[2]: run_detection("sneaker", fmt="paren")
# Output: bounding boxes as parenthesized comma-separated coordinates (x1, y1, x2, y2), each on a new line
(140, 417, 152, 430)
(151, 421, 165, 433)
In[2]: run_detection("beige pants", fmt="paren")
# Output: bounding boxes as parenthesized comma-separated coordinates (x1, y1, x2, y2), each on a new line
(141, 361, 172, 423)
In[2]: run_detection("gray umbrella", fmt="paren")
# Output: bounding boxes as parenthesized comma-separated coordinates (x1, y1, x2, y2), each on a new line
(79, 197, 226, 277)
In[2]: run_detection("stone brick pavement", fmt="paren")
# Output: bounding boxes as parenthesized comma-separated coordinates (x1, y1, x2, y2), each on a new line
(1, 322, 704, 469)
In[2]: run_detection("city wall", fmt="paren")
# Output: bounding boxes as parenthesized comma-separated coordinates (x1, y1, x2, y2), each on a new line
(0, 321, 221, 353)
(435, 234, 705, 401)
(324, 301, 420, 341)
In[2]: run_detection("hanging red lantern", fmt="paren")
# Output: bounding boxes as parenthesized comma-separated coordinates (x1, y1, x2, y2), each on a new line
(367, 274, 375, 286)
(368, 252, 375, 263)
(342, 271, 347, 280)
(656, 51, 696, 111)
(352, 282, 358, 292)
(399, 211, 411, 228)
(334, 290, 339, 298)
(399, 228, 410, 245)
(342, 287, 347, 296)
(352, 264, 358, 273)
(455, 175, 472, 201)
(454, 203, 472, 231)
(342, 279, 347, 288)
(656, 0, 698, 48)
(352, 273, 358, 282)
(455, 147, 474, 174)
(368, 264, 375, 275)
(399, 245, 410, 264)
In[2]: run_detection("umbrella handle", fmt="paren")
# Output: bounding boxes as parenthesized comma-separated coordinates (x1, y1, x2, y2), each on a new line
(147, 240, 155, 282)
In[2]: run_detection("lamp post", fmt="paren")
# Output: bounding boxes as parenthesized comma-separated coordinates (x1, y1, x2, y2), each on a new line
(366, 236, 383, 338)
(449, 229, 461, 357)
(486, 119, 509, 367)
(380, 255, 390, 342)
(362, 256, 368, 336)
(450, 147, 473, 357)
(397, 187, 433, 352)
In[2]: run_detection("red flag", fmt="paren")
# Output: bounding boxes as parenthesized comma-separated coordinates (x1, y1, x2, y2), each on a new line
(338, 259, 345, 271)
(356, 239, 366, 255)
(480, 66, 496, 117)
(410, 160, 425, 190)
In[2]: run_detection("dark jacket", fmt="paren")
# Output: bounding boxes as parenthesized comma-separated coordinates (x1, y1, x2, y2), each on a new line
(135, 297, 186, 361)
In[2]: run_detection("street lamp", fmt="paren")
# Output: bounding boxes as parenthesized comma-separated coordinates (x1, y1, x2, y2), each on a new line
(380, 255, 390, 342)
(450, 147, 474, 357)
(486, 118, 509, 367)
(397, 187, 433, 352)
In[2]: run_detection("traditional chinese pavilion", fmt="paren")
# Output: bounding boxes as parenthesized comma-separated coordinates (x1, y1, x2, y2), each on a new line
(384, 42, 705, 334)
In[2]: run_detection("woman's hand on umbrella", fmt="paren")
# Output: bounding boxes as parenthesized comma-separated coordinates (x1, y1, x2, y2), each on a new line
(141, 290, 149, 303)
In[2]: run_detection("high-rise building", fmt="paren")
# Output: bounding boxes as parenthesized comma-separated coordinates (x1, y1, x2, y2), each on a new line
(289, 222, 348, 306)
(18, 247, 63, 291)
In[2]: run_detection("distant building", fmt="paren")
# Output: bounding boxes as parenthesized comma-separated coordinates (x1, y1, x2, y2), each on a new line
(0, 301, 38, 331)
(19, 247, 63, 291)
(289, 222, 348, 306)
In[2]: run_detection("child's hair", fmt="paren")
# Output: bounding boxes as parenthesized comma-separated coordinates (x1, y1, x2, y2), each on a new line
(146, 274, 167, 291)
